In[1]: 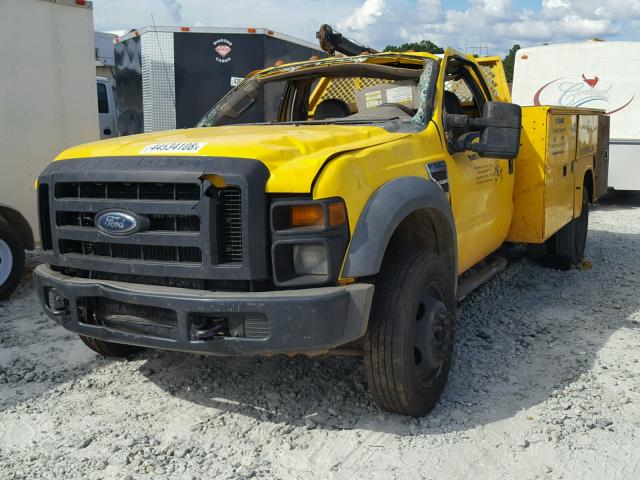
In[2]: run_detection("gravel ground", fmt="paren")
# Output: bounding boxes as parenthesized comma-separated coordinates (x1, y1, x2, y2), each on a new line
(1, 193, 639, 480)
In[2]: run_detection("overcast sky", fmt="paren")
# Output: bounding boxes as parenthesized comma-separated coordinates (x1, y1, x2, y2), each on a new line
(93, 0, 640, 56)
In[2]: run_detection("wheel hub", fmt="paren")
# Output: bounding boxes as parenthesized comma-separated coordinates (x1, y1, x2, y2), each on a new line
(413, 294, 449, 384)
(0, 239, 13, 285)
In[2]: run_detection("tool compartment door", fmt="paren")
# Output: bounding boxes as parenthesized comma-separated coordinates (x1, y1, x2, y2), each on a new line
(595, 115, 610, 199)
(544, 113, 577, 237)
(575, 114, 599, 212)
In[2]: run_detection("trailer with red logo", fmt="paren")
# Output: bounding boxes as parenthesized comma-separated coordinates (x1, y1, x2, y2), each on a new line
(115, 26, 323, 136)
(511, 41, 638, 190)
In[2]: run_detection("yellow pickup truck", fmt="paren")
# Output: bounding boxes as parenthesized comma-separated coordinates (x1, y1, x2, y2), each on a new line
(34, 49, 608, 416)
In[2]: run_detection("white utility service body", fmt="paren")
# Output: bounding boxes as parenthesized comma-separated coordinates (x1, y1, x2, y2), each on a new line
(512, 41, 639, 190)
(0, 0, 100, 299)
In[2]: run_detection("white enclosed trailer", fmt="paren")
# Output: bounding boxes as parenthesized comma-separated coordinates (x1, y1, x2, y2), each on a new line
(0, 0, 99, 299)
(512, 41, 639, 190)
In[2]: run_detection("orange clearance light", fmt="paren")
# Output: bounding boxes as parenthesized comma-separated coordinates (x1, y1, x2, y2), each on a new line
(521, 54, 528, 59)
(180, 26, 190, 32)
(247, 28, 257, 33)
(328, 202, 347, 226)
(291, 204, 324, 227)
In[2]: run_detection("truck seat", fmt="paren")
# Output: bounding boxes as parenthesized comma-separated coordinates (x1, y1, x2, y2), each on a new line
(444, 91, 467, 138)
(314, 99, 351, 120)
(444, 90, 464, 115)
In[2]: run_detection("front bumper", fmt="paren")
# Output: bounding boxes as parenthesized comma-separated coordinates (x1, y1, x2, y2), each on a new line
(34, 265, 374, 356)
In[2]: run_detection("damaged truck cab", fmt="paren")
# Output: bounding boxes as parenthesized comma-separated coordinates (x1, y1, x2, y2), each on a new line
(35, 49, 607, 416)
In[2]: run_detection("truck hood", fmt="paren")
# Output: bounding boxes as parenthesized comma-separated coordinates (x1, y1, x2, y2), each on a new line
(55, 125, 409, 192)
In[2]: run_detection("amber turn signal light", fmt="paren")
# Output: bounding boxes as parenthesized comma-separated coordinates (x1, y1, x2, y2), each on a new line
(328, 202, 347, 226)
(291, 204, 324, 227)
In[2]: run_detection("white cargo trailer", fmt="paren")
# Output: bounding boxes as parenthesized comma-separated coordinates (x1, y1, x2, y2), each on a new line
(512, 41, 639, 190)
(0, 0, 100, 299)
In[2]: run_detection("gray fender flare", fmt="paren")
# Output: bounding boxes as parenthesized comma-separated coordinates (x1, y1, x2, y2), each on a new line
(342, 176, 456, 278)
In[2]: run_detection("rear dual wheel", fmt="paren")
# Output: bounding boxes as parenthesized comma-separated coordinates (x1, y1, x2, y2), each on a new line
(364, 250, 456, 417)
(526, 189, 589, 266)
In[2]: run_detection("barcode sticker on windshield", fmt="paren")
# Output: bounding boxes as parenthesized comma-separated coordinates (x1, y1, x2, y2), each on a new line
(365, 91, 383, 109)
(140, 142, 206, 154)
(386, 86, 413, 104)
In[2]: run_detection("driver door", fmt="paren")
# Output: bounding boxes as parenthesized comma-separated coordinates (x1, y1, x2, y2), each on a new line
(438, 50, 514, 272)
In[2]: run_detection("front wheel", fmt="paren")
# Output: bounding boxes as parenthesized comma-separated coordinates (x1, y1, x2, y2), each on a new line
(364, 250, 456, 417)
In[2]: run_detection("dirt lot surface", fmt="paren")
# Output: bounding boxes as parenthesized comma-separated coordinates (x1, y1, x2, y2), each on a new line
(1, 193, 640, 480)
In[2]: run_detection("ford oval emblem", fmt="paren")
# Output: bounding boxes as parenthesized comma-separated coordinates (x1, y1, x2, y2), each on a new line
(95, 210, 141, 236)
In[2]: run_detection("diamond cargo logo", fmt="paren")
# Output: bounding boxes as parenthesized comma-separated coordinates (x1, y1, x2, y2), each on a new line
(533, 74, 634, 115)
(214, 38, 232, 63)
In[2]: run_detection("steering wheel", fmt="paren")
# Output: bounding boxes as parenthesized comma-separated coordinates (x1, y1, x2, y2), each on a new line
(378, 103, 415, 116)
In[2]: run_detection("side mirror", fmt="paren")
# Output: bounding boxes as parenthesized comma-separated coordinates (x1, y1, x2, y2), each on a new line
(445, 102, 522, 159)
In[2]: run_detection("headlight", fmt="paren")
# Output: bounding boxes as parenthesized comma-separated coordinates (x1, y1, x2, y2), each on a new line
(270, 198, 349, 286)
(293, 243, 328, 275)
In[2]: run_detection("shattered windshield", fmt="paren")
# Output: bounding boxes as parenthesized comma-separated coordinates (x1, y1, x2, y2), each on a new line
(197, 56, 438, 128)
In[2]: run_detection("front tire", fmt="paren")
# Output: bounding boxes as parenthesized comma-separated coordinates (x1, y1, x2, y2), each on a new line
(364, 250, 456, 417)
(0, 220, 25, 301)
(79, 336, 144, 357)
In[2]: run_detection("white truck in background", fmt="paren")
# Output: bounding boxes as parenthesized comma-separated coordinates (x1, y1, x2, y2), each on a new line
(95, 30, 119, 138)
(511, 41, 640, 191)
(97, 76, 118, 139)
(0, 0, 101, 299)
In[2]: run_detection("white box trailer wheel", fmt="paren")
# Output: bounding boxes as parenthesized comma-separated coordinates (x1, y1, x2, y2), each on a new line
(511, 41, 640, 190)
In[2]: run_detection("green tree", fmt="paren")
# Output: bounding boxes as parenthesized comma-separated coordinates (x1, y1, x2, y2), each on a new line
(502, 44, 521, 84)
(383, 40, 444, 54)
